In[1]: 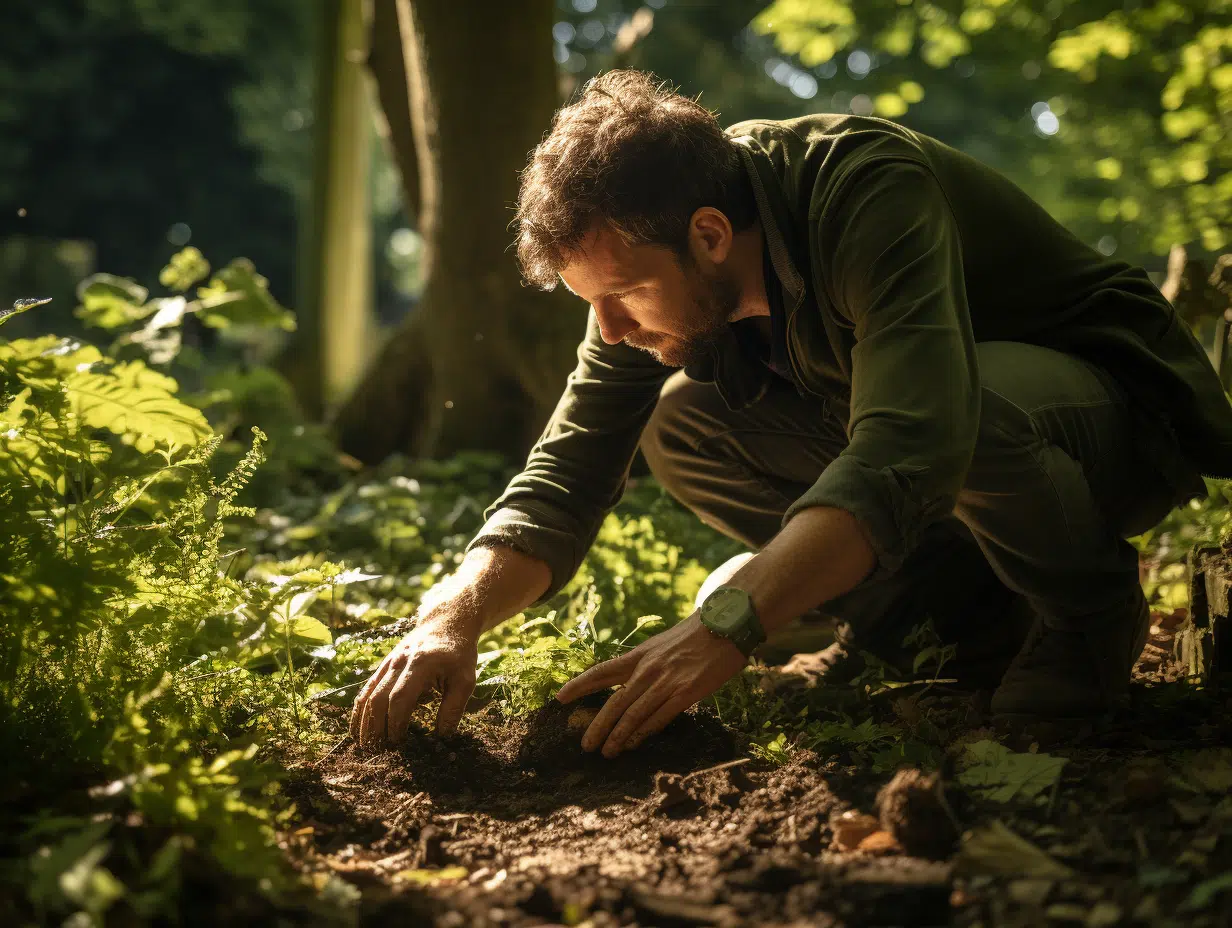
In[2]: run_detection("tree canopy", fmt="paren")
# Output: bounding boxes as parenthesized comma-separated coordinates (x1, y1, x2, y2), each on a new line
(753, 0, 1230, 260)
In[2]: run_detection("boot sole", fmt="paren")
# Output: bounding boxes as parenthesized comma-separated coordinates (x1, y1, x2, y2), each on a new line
(991, 704, 1128, 744)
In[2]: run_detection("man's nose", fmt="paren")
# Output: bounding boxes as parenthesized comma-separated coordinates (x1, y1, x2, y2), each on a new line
(594, 306, 638, 345)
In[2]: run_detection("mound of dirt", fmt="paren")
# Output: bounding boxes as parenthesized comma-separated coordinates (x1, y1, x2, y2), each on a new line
(515, 693, 735, 776)
(363, 696, 737, 821)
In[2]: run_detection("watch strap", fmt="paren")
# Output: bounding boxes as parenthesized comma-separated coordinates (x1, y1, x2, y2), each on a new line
(700, 586, 767, 657)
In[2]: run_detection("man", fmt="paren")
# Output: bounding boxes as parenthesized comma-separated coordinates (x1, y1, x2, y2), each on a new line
(352, 70, 1232, 757)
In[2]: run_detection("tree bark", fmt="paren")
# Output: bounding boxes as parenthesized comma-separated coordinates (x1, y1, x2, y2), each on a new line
(368, 0, 419, 223)
(332, 0, 581, 463)
(289, 0, 375, 418)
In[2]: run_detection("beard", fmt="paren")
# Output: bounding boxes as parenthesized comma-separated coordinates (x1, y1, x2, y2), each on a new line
(623, 264, 741, 368)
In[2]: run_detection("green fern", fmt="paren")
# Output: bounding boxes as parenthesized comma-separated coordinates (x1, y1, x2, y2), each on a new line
(66, 362, 210, 450)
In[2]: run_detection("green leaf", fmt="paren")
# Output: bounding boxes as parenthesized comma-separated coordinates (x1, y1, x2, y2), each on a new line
(286, 590, 319, 618)
(330, 568, 382, 585)
(66, 361, 211, 447)
(518, 616, 556, 632)
(872, 739, 944, 773)
(1183, 871, 1232, 911)
(195, 259, 295, 331)
(274, 615, 332, 647)
(912, 646, 940, 674)
(634, 615, 665, 632)
(75, 274, 152, 329)
(159, 247, 211, 292)
(957, 740, 1067, 803)
(0, 297, 52, 327)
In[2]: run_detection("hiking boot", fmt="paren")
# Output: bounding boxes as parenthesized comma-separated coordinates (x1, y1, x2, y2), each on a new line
(776, 604, 1032, 691)
(990, 587, 1151, 722)
(941, 592, 1035, 690)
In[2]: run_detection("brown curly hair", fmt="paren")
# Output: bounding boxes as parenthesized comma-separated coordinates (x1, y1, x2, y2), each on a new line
(513, 69, 757, 290)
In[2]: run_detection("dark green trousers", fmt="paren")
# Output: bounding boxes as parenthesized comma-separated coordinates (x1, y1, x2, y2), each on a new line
(639, 341, 1183, 648)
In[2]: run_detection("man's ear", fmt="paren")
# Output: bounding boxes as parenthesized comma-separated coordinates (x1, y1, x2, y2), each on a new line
(688, 207, 734, 266)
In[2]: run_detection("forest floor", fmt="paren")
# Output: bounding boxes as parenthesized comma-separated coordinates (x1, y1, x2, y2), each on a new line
(277, 610, 1232, 928)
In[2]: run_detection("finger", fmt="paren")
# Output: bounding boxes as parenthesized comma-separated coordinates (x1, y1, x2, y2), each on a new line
(350, 656, 394, 740)
(384, 661, 431, 743)
(602, 685, 672, 758)
(358, 652, 407, 745)
(349, 655, 391, 744)
(356, 657, 397, 744)
(435, 667, 477, 736)
(622, 694, 694, 752)
(556, 651, 638, 704)
(581, 672, 653, 752)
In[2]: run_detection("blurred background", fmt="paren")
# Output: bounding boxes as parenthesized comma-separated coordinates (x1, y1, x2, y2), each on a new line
(0, 0, 1228, 466)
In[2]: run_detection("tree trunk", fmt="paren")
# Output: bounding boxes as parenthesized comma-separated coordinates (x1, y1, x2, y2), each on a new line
(289, 0, 375, 418)
(332, 0, 581, 463)
(368, 0, 419, 223)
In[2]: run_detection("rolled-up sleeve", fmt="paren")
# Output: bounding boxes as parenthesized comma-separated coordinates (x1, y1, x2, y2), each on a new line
(782, 160, 980, 572)
(466, 308, 670, 603)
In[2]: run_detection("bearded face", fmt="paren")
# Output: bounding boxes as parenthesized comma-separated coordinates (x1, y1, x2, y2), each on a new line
(619, 257, 741, 367)
(558, 223, 745, 369)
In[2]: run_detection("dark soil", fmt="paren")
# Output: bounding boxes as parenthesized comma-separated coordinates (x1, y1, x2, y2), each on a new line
(285, 617, 1232, 927)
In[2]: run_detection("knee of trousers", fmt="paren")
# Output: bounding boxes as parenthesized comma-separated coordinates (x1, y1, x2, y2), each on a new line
(952, 388, 1139, 585)
(952, 389, 1075, 533)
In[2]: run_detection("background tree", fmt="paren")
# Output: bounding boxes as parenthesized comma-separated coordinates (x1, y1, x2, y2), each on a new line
(288, 0, 377, 419)
(331, 0, 582, 463)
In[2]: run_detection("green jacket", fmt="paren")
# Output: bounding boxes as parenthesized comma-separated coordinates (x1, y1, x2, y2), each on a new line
(467, 114, 1232, 603)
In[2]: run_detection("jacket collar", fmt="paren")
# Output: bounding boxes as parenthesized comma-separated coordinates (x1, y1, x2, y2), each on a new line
(731, 136, 807, 306)
(681, 137, 810, 410)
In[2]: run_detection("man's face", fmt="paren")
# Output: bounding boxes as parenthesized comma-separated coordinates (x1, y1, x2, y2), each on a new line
(558, 222, 740, 368)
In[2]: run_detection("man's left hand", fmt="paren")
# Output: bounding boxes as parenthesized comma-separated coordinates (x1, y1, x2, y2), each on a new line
(555, 613, 748, 758)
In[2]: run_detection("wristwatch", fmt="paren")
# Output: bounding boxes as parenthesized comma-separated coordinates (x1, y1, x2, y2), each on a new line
(698, 586, 766, 657)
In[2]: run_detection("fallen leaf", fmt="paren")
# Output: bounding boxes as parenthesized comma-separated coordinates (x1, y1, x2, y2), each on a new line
(956, 820, 1075, 879)
(1006, 878, 1053, 906)
(1191, 833, 1219, 853)
(1044, 902, 1087, 922)
(1086, 901, 1122, 928)
(1176, 849, 1208, 869)
(1136, 865, 1188, 889)
(1168, 797, 1210, 825)
(394, 866, 468, 886)
(1175, 748, 1232, 794)
(956, 740, 1067, 804)
(1132, 895, 1160, 920)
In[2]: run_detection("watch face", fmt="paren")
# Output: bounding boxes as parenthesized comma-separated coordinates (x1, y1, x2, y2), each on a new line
(705, 587, 750, 634)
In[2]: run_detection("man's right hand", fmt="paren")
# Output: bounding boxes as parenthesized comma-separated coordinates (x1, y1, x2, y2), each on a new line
(350, 612, 479, 746)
